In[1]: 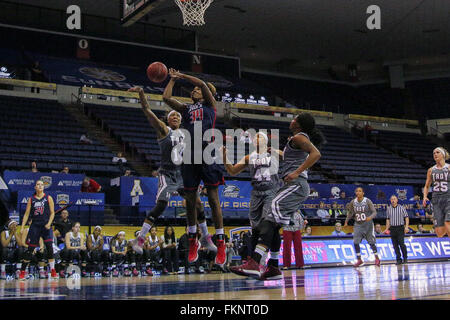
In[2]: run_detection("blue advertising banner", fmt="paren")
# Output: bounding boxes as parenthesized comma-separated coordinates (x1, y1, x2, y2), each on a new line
(281, 236, 450, 266)
(120, 176, 252, 213)
(17, 191, 105, 212)
(120, 176, 417, 213)
(3, 170, 85, 193)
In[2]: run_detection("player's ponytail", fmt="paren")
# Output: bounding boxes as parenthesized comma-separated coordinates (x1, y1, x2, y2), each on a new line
(296, 113, 326, 149)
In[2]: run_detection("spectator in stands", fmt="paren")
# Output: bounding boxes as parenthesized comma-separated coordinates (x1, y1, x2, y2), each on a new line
(29, 61, 45, 82)
(416, 224, 430, 234)
(80, 133, 93, 145)
(123, 170, 132, 177)
(303, 226, 312, 237)
(86, 226, 108, 276)
(143, 226, 159, 275)
(331, 222, 345, 236)
(339, 191, 348, 200)
(329, 202, 345, 219)
(112, 152, 127, 174)
(151, 170, 158, 177)
(282, 210, 305, 269)
(61, 166, 69, 174)
(61, 222, 88, 277)
(316, 201, 330, 223)
(81, 177, 101, 193)
(430, 226, 435, 234)
(30, 161, 38, 173)
(160, 226, 179, 275)
(375, 224, 383, 235)
(53, 210, 72, 245)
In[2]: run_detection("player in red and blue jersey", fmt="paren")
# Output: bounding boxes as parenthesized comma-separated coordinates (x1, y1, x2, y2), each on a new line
(19, 180, 58, 280)
(162, 68, 226, 267)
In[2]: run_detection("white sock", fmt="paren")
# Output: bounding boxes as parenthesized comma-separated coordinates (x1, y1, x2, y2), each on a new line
(49, 261, 55, 270)
(131, 263, 136, 267)
(188, 225, 197, 234)
(215, 228, 224, 235)
(0, 264, 5, 272)
(16, 263, 22, 270)
(269, 251, 279, 260)
(140, 222, 151, 238)
(199, 221, 209, 236)
(39, 266, 44, 270)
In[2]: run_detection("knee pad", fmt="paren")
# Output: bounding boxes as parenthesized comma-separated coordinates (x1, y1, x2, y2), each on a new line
(197, 209, 206, 222)
(146, 200, 168, 223)
(44, 242, 54, 260)
(270, 230, 281, 252)
(257, 220, 278, 248)
(23, 247, 34, 262)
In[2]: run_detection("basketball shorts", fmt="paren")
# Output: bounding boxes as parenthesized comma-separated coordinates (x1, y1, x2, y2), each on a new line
(264, 177, 310, 226)
(353, 221, 376, 245)
(249, 187, 279, 229)
(156, 169, 184, 202)
(431, 196, 450, 227)
(26, 223, 53, 247)
(181, 163, 224, 191)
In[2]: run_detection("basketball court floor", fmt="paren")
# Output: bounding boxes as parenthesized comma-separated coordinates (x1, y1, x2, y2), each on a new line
(0, 261, 448, 300)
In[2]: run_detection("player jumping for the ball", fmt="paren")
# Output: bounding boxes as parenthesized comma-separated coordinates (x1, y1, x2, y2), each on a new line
(160, 69, 227, 266)
(129, 86, 217, 258)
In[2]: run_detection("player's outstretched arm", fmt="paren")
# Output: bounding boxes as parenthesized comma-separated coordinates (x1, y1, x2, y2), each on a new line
(222, 146, 248, 176)
(129, 86, 168, 139)
(162, 69, 187, 113)
(173, 70, 216, 108)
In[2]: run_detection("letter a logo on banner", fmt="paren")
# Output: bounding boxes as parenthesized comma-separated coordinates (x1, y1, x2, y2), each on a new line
(130, 180, 143, 196)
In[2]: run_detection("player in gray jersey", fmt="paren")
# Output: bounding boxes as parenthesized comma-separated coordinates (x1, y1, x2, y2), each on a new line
(230, 113, 323, 280)
(222, 132, 282, 279)
(128, 87, 216, 255)
(423, 147, 450, 237)
(344, 187, 380, 267)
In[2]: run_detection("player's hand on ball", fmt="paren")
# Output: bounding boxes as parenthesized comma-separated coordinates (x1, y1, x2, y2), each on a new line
(284, 171, 299, 183)
(169, 68, 182, 80)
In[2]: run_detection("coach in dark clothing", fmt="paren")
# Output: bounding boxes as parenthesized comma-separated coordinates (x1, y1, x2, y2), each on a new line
(385, 195, 409, 265)
(53, 210, 72, 245)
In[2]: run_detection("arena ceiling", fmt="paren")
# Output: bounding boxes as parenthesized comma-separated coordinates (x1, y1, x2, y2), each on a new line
(11, 0, 450, 81)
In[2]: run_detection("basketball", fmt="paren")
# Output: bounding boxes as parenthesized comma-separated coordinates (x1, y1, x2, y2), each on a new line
(146, 62, 168, 83)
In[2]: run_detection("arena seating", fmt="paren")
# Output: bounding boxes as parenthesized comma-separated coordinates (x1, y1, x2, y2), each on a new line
(0, 95, 120, 176)
(370, 130, 438, 167)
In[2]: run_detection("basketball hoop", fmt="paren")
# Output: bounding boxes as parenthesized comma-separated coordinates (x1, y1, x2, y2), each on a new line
(174, 0, 213, 26)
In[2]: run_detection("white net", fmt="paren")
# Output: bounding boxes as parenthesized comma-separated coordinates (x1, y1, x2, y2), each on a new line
(174, 0, 213, 26)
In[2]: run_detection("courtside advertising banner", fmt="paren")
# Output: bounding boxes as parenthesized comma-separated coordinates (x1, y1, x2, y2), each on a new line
(283, 236, 450, 266)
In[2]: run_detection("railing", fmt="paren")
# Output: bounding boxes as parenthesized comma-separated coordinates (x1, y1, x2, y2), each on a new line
(347, 114, 419, 126)
(0, 78, 57, 94)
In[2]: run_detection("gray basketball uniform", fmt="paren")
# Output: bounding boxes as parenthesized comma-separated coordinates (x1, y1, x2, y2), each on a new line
(264, 133, 311, 226)
(89, 234, 102, 251)
(430, 163, 450, 227)
(347, 197, 377, 245)
(156, 128, 185, 202)
(248, 151, 281, 228)
(112, 239, 127, 253)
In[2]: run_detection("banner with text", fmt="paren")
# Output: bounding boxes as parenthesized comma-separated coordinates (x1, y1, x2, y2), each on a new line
(4, 170, 85, 193)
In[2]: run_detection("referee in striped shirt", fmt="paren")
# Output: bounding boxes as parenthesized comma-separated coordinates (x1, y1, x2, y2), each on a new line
(385, 195, 409, 265)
